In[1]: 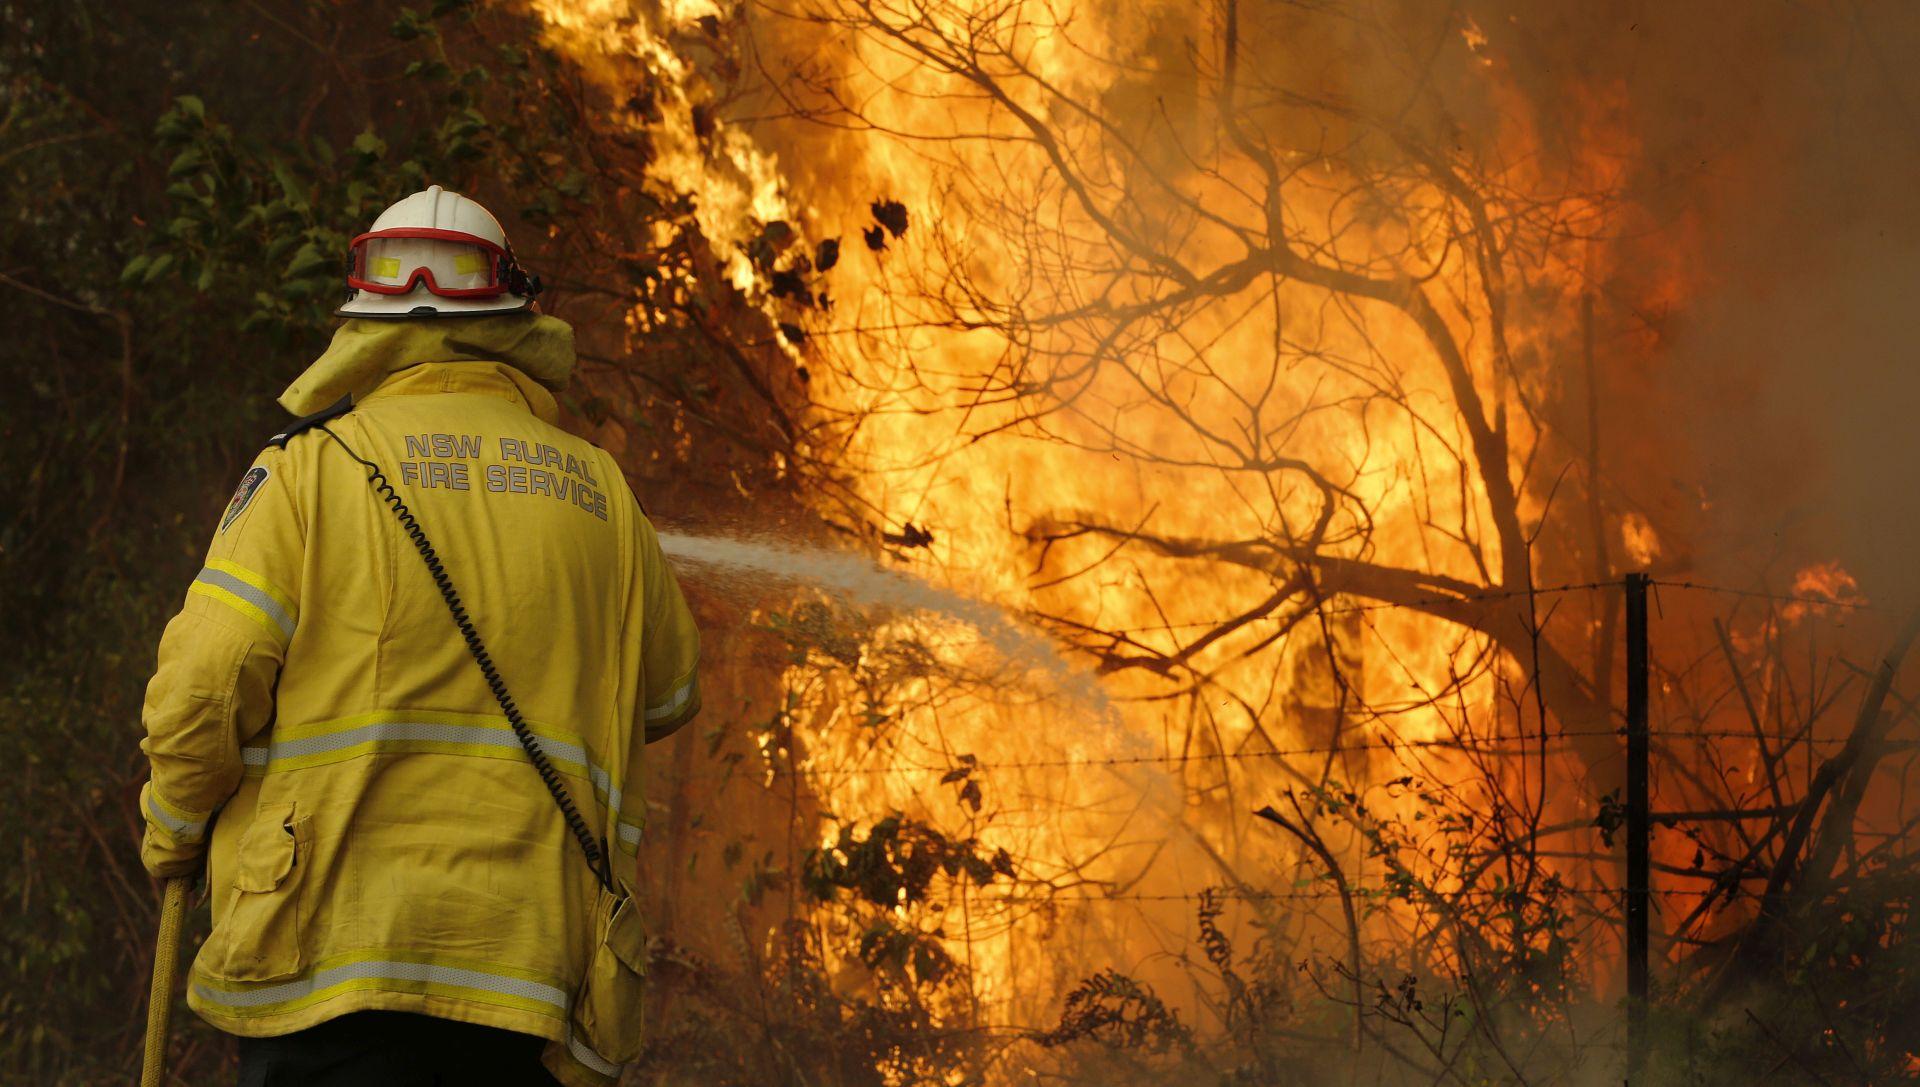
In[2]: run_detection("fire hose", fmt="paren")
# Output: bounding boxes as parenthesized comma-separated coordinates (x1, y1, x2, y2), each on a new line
(141, 877, 191, 1087)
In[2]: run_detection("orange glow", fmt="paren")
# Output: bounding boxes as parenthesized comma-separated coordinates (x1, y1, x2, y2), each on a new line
(528, 0, 1891, 1060)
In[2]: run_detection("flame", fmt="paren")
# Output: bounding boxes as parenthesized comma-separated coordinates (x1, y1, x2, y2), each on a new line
(533, 0, 795, 293)
(1621, 512, 1661, 566)
(1784, 559, 1866, 621)
(532, 0, 1747, 1047)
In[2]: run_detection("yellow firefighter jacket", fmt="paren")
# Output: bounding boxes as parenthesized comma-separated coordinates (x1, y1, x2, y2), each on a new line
(137, 314, 701, 1085)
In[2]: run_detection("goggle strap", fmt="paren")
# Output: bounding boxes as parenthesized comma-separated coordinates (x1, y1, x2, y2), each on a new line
(500, 249, 543, 300)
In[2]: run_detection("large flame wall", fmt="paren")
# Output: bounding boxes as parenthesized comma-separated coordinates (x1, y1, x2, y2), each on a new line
(528, 0, 1920, 1059)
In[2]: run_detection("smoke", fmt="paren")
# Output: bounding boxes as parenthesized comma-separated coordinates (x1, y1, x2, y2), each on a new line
(1469, 0, 1920, 603)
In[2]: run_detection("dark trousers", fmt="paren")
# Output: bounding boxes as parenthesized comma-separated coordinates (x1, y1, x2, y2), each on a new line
(236, 1010, 563, 1086)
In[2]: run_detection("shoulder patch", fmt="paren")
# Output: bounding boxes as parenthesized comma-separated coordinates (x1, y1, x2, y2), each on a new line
(269, 395, 354, 449)
(221, 466, 270, 533)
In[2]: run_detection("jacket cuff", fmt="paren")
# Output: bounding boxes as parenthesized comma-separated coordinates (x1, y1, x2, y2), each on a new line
(541, 1031, 622, 1087)
(139, 782, 212, 877)
(141, 781, 212, 841)
(642, 676, 700, 745)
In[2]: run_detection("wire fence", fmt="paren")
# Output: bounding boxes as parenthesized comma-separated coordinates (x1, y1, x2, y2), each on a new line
(770, 576, 1916, 927)
(1647, 578, 1881, 612)
(822, 727, 1866, 777)
(955, 885, 1738, 905)
(1092, 576, 1880, 637)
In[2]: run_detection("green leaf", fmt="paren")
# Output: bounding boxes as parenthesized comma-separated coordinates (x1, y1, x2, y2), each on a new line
(194, 262, 217, 292)
(166, 147, 205, 178)
(285, 242, 331, 279)
(175, 95, 206, 119)
(141, 253, 175, 284)
(119, 254, 152, 285)
(351, 129, 388, 160)
(389, 8, 437, 40)
(264, 234, 297, 266)
(272, 162, 308, 209)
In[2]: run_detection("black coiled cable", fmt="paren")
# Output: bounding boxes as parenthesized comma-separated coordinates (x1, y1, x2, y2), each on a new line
(317, 423, 616, 896)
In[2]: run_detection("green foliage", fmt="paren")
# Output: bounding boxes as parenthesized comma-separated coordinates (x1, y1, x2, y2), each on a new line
(137, 95, 404, 335)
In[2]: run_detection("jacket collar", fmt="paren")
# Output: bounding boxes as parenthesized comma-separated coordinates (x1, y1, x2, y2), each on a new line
(356, 361, 561, 423)
(278, 313, 575, 424)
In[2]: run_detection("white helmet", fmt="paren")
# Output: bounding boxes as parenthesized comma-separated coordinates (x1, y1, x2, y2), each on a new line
(337, 185, 541, 319)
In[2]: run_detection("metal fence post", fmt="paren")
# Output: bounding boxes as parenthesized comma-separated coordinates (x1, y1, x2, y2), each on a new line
(1625, 572, 1650, 1080)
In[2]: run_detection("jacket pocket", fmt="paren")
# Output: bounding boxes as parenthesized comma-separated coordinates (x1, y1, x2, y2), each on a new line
(203, 801, 310, 983)
(570, 888, 648, 1065)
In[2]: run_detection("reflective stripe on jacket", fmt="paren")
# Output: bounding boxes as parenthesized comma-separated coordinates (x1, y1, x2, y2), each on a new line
(138, 320, 700, 1086)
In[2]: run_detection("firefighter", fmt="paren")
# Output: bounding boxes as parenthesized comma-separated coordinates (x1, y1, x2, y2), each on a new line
(136, 185, 700, 1086)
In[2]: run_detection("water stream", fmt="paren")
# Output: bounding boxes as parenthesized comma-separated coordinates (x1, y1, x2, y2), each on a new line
(656, 530, 1108, 713)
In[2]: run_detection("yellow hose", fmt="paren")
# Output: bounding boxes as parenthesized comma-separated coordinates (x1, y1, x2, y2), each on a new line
(141, 877, 190, 1087)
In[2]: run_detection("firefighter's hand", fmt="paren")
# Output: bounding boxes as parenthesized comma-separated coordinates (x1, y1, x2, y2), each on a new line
(140, 827, 206, 882)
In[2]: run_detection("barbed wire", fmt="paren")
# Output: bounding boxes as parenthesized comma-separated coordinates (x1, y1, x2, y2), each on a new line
(815, 727, 1862, 777)
(788, 574, 1897, 778)
(1062, 575, 1882, 638)
(1648, 578, 1881, 613)
(958, 884, 1736, 905)
(1084, 580, 1617, 636)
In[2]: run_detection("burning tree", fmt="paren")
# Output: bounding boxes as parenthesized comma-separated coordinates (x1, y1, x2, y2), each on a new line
(729, 0, 1920, 1080)
(759, 0, 1636, 768)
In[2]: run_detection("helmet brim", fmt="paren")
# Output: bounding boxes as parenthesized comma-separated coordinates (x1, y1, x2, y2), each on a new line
(335, 288, 534, 320)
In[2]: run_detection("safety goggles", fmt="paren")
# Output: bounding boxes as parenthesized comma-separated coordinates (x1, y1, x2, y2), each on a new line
(345, 228, 511, 298)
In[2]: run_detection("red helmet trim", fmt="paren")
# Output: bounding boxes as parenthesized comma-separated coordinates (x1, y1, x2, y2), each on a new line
(349, 226, 506, 254)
